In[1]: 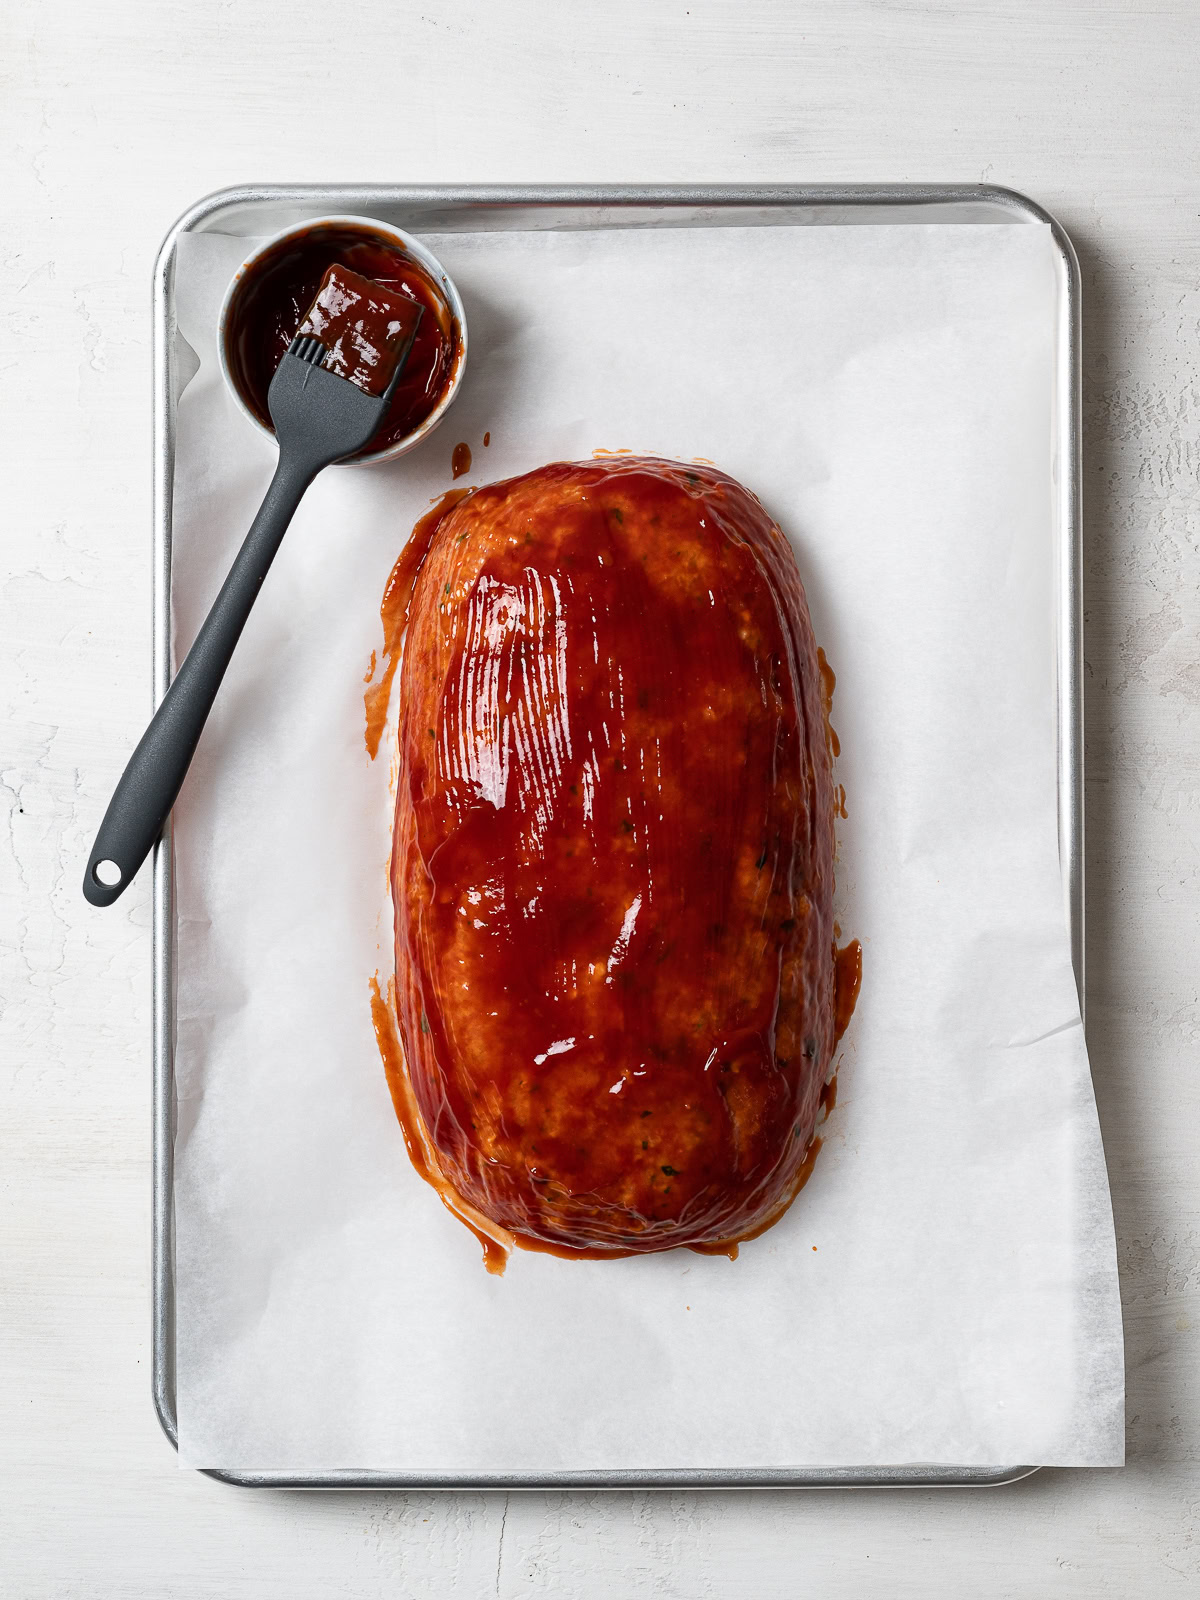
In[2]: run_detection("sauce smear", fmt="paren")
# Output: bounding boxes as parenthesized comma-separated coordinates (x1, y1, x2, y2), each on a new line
(816, 646, 841, 759)
(833, 940, 863, 1047)
(296, 264, 423, 397)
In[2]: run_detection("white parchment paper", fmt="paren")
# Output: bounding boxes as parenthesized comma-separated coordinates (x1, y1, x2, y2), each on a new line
(171, 220, 1124, 1470)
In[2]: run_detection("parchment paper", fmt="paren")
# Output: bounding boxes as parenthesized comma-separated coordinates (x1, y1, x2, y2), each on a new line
(171, 219, 1124, 1470)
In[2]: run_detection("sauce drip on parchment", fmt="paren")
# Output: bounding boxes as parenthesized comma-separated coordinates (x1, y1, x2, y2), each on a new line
(364, 489, 473, 759)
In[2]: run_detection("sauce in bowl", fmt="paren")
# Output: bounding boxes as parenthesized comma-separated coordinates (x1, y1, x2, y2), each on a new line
(222, 221, 463, 461)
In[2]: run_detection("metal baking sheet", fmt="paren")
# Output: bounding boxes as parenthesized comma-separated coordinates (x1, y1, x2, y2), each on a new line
(151, 183, 1081, 1491)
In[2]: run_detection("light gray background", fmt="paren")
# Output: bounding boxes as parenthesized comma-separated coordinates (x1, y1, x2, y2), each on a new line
(2, 1, 1195, 1593)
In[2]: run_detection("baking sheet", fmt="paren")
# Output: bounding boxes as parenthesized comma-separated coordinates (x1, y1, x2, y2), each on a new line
(169, 218, 1124, 1471)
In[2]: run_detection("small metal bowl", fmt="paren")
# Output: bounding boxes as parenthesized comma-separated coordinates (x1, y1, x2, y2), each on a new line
(217, 214, 467, 466)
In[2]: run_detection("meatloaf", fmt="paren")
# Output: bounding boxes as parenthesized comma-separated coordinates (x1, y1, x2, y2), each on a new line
(389, 458, 837, 1260)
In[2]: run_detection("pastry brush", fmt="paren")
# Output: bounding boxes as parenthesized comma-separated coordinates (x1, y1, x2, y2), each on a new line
(83, 274, 423, 907)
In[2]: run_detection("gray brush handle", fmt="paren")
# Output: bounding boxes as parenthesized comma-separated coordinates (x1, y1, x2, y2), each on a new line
(84, 337, 393, 909)
(83, 451, 317, 907)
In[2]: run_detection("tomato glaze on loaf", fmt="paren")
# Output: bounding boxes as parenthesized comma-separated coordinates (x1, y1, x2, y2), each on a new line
(386, 458, 840, 1264)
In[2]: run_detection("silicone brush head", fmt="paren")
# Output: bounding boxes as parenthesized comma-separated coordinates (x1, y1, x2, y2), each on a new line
(266, 270, 425, 466)
(296, 263, 425, 401)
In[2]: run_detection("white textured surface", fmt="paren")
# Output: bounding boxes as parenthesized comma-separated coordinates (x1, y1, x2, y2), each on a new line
(1, 0, 1196, 1591)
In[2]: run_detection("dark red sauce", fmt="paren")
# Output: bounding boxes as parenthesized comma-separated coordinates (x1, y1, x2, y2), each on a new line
(451, 441, 472, 479)
(296, 263, 423, 398)
(824, 653, 860, 1079)
(817, 646, 841, 759)
(833, 940, 863, 1047)
(224, 223, 460, 459)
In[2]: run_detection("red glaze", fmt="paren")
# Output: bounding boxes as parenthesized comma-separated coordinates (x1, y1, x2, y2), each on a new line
(833, 940, 862, 1047)
(370, 975, 510, 1274)
(389, 458, 846, 1261)
(223, 223, 460, 459)
(817, 646, 841, 759)
(296, 264, 423, 398)
(364, 489, 470, 759)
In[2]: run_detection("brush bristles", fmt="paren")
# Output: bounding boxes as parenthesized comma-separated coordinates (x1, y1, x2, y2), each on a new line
(288, 335, 328, 367)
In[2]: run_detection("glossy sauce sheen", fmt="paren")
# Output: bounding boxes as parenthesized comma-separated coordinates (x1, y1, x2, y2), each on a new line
(224, 223, 459, 458)
(365, 489, 472, 760)
(297, 264, 423, 397)
(391, 458, 847, 1259)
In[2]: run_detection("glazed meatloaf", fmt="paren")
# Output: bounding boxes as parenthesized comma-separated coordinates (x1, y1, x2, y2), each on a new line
(389, 458, 837, 1261)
